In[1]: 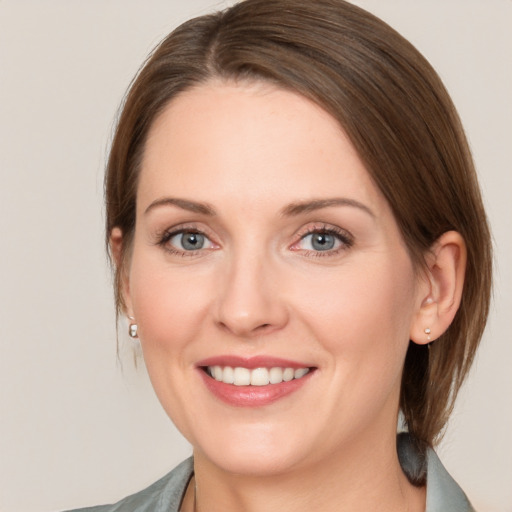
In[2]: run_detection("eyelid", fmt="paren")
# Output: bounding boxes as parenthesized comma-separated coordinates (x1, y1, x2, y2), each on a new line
(169, 231, 215, 250)
(290, 223, 354, 254)
(154, 223, 220, 255)
(154, 222, 214, 241)
(152, 221, 353, 257)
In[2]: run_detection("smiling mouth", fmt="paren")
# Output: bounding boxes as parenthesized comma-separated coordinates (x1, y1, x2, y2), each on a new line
(204, 366, 312, 386)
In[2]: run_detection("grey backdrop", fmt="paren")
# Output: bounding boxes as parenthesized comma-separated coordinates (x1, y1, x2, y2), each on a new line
(1, 1, 511, 511)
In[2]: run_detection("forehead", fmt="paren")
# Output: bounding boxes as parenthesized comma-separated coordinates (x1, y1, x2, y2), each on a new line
(138, 81, 386, 214)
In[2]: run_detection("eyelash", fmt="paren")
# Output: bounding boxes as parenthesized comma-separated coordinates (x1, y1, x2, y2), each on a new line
(155, 224, 354, 258)
(155, 225, 215, 257)
(292, 224, 354, 257)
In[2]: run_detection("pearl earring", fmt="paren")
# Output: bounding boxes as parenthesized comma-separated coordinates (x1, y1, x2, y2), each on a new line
(424, 327, 431, 342)
(129, 323, 139, 338)
(127, 315, 138, 339)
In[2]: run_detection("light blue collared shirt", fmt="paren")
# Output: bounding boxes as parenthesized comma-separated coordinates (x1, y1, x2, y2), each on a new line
(66, 439, 475, 511)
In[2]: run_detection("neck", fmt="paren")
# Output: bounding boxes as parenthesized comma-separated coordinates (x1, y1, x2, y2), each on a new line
(184, 430, 426, 512)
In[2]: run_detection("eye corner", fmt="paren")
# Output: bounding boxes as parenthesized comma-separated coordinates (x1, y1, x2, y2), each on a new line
(290, 223, 354, 257)
(154, 224, 219, 257)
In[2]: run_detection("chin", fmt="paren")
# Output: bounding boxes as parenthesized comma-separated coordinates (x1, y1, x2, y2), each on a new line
(204, 446, 305, 477)
(192, 423, 312, 477)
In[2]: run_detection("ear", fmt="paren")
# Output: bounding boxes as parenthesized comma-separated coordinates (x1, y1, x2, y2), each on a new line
(110, 227, 134, 316)
(410, 231, 467, 345)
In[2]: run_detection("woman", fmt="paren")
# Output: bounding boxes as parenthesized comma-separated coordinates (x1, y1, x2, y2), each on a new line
(71, 0, 492, 510)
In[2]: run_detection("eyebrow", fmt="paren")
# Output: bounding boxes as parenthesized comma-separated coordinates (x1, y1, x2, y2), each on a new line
(281, 198, 375, 218)
(144, 196, 375, 218)
(144, 197, 216, 216)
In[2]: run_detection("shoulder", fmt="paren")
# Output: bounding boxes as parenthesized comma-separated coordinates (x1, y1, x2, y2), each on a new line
(397, 433, 475, 511)
(64, 442, 476, 511)
(425, 448, 476, 512)
(63, 457, 193, 512)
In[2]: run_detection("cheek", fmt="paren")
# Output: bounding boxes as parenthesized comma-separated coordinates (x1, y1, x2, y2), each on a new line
(296, 253, 417, 380)
(126, 253, 217, 438)
(289, 256, 417, 437)
(128, 253, 214, 357)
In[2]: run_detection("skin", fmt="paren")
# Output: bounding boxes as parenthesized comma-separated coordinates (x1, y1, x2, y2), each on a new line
(112, 81, 466, 512)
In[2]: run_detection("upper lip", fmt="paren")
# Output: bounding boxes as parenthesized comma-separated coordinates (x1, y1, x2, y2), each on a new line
(196, 355, 314, 369)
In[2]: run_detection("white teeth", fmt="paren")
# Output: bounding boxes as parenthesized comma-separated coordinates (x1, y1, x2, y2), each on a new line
(222, 366, 234, 384)
(269, 367, 283, 384)
(213, 365, 223, 381)
(283, 367, 294, 382)
(233, 367, 251, 386)
(251, 368, 270, 386)
(294, 368, 309, 379)
(207, 366, 310, 386)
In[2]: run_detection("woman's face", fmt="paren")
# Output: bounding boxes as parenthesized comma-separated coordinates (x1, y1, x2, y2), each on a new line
(122, 82, 427, 475)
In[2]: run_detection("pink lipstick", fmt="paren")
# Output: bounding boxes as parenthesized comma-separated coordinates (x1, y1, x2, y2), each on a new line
(196, 356, 315, 407)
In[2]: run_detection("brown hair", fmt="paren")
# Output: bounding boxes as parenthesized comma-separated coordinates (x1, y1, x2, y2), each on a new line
(105, 0, 492, 447)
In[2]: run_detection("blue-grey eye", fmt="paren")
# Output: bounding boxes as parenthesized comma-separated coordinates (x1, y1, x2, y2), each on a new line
(311, 233, 335, 251)
(170, 231, 210, 251)
(299, 232, 342, 252)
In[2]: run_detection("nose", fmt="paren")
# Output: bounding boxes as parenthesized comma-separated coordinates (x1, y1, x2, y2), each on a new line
(214, 251, 289, 338)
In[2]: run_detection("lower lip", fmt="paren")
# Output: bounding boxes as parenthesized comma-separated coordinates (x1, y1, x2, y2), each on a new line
(198, 369, 314, 407)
